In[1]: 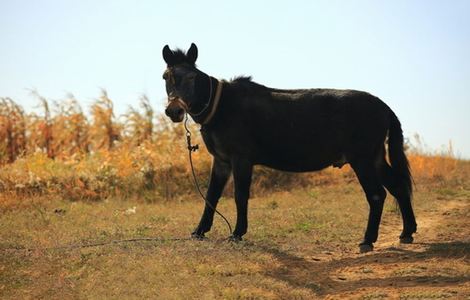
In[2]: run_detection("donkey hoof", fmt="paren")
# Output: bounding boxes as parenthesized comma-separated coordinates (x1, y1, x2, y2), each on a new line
(191, 232, 206, 241)
(359, 242, 374, 253)
(228, 234, 243, 242)
(400, 236, 414, 244)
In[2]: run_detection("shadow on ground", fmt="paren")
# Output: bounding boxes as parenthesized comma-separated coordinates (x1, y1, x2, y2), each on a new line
(249, 241, 470, 296)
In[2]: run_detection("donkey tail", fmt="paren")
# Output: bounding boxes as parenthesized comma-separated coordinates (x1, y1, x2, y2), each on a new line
(388, 111, 413, 197)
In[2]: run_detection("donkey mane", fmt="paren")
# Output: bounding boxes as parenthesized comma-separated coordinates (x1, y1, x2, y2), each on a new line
(229, 76, 269, 92)
(231, 75, 253, 83)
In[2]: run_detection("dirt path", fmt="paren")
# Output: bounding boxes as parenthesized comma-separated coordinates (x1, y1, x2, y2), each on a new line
(378, 199, 468, 250)
(332, 199, 470, 298)
(263, 199, 470, 299)
(327, 199, 470, 299)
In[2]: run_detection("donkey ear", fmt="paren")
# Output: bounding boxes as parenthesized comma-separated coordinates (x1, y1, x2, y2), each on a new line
(162, 45, 174, 65)
(187, 43, 198, 64)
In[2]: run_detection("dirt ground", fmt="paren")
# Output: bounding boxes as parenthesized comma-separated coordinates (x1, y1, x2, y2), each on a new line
(283, 198, 470, 299)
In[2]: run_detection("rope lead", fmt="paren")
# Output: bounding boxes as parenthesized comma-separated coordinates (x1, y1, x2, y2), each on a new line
(184, 114, 233, 235)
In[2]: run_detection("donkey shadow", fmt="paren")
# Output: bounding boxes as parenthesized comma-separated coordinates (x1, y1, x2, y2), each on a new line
(248, 240, 470, 295)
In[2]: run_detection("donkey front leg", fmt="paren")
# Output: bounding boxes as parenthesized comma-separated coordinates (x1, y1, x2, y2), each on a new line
(229, 158, 253, 241)
(192, 158, 231, 239)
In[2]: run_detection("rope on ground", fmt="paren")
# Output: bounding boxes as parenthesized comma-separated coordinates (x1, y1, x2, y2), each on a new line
(0, 237, 193, 252)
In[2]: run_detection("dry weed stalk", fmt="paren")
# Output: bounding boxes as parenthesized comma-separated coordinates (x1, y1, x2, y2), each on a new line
(51, 94, 89, 157)
(90, 89, 121, 150)
(29, 91, 54, 158)
(0, 97, 26, 163)
(124, 94, 154, 146)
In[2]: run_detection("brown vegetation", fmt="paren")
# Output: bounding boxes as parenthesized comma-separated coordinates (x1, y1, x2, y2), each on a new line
(0, 93, 464, 206)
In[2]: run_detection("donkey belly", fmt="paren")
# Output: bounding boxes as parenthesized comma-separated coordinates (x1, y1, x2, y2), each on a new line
(254, 142, 345, 172)
(260, 159, 337, 172)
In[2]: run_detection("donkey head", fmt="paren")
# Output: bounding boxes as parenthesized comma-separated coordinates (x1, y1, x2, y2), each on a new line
(162, 43, 209, 122)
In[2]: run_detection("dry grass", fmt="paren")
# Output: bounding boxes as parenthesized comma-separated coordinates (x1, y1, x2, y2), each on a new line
(1, 175, 469, 299)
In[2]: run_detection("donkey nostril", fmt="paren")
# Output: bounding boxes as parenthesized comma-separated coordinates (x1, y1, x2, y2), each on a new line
(176, 108, 184, 115)
(165, 108, 170, 116)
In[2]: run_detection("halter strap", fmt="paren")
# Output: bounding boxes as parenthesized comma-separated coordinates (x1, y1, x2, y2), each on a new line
(200, 79, 223, 125)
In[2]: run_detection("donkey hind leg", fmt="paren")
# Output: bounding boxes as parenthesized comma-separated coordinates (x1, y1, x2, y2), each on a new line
(351, 159, 387, 253)
(192, 158, 232, 239)
(380, 162, 417, 243)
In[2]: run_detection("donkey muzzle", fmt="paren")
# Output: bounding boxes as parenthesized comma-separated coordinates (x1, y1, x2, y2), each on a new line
(165, 97, 188, 122)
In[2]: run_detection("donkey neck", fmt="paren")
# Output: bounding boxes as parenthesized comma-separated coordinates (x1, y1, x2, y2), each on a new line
(191, 76, 224, 125)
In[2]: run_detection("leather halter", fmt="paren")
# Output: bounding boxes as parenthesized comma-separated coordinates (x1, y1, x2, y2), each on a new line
(166, 68, 224, 124)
